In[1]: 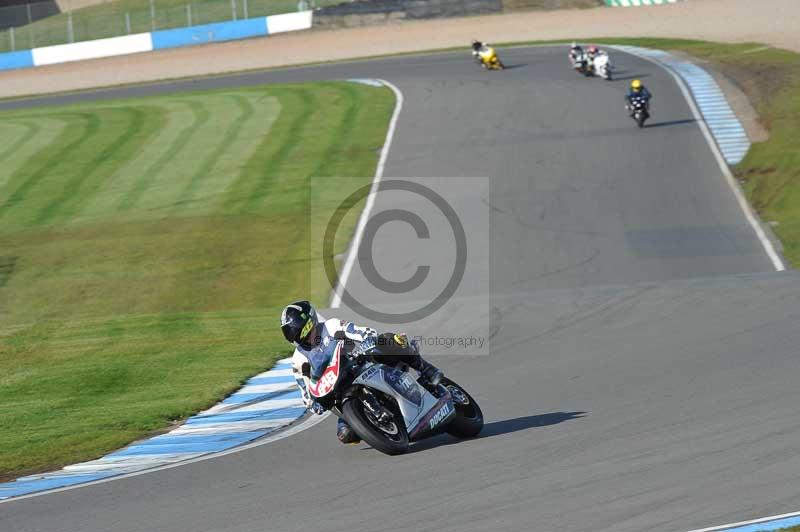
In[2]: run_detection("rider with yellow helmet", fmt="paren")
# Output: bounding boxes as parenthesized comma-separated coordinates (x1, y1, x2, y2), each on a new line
(625, 79, 652, 115)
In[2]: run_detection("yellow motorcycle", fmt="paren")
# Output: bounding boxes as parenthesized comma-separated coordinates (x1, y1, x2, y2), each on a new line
(474, 45, 505, 71)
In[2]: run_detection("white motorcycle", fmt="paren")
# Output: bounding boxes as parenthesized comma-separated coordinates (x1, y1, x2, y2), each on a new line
(304, 337, 484, 455)
(592, 52, 613, 81)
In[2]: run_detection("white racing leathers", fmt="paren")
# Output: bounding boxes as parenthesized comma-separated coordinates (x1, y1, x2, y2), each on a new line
(291, 319, 376, 408)
(569, 49, 585, 69)
(592, 51, 612, 79)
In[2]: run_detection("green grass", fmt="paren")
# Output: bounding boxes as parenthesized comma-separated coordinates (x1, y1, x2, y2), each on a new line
(0, 80, 394, 480)
(0, 0, 343, 53)
(772, 527, 800, 532)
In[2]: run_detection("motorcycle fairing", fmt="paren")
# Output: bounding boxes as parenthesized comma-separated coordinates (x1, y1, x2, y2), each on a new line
(352, 363, 439, 431)
(383, 367, 423, 407)
(307, 342, 342, 399)
(408, 391, 456, 441)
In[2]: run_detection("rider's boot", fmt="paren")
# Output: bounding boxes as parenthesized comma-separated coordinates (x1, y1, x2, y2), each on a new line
(337, 418, 361, 444)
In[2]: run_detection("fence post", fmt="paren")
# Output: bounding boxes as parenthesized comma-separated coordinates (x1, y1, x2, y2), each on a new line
(186, 4, 191, 27)
(125, 12, 131, 34)
(10, 27, 15, 52)
(231, 0, 237, 21)
(26, 3, 35, 47)
(67, 12, 74, 43)
(150, 0, 156, 31)
(243, 0, 248, 20)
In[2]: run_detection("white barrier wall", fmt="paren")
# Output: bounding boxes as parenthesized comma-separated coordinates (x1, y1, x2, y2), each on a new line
(0, 11, 313, 71)
(266, 10, 314, 34)
(32, 33, 154, 66)
(605, 0, 682, 5)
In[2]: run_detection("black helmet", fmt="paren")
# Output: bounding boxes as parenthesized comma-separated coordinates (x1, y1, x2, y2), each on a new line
(281, 301, 319, 349)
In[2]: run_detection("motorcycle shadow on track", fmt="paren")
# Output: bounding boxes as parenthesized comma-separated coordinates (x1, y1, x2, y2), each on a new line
(612, 73, 651, 82)
(644, 118, 697, 129)
(402, 411, 587, 454)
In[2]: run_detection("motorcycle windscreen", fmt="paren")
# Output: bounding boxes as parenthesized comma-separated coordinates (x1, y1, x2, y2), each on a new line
(308, 343, 336, 381)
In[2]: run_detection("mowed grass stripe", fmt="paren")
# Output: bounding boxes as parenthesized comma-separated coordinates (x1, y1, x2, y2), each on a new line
(0, 118, 97, 195)
(6, 108, 138, 228)
(34, 106, 162, 226)
(327, 83, 393, 179)
(0, 113, 100, 225)
(115, 99, 211, 214)
(179, 95, 254, 202)
(179, 94, 280, 211)
(75, 100, 194, 221)
(236, 87, 314, 213)
(198, 94, 280, 212)
(0, 122, 42, 187)
(131, 94, 247, 216)
(311, 82, 360, 178)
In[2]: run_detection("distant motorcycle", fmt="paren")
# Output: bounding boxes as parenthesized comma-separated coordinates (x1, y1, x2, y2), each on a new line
(473, 45, 505, 71)
(592, 53, 613, 80)
(306, 337, 484, 455)
(628, 95, 650, 128)
(577, 53, 612, 80)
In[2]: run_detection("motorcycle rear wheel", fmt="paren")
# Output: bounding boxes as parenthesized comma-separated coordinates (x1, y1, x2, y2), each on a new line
(442, 378, 484, 438)
(342, 396, 409, 455)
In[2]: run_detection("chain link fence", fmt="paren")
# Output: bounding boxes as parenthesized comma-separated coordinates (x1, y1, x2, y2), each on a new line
(0, 0, 338, 53)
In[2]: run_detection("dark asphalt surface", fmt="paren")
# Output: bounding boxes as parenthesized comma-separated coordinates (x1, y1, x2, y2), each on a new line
(2, 47, 797, 532)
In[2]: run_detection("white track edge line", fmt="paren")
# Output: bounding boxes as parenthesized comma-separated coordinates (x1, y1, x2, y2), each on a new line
(0, 412, 331, 505)
(329, 79, 404, 308)
(610, 45, 785, 272)
(681, 509, 800, 532)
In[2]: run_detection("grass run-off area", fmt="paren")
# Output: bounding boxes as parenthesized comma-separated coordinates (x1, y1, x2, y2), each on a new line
(0, 81, 394, 480)
(0, 0, 343, 53)
(582, 38, 800, 267)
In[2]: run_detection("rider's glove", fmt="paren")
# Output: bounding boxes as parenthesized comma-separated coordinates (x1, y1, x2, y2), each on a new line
(310, 401, 325, 415)
(357, 335, 377, 357)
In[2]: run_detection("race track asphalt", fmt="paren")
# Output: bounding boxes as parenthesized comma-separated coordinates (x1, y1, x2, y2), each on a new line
(2, 47, 798, 532)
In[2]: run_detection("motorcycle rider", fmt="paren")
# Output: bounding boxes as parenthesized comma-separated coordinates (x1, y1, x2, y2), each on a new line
(569, 41, 585, 69)
(281, 300, 444, 444)
(471, 39, 502, 68)
(585, 45, 606, 71)
(471, 39, 486, 57)
(625, 79, 653, 116)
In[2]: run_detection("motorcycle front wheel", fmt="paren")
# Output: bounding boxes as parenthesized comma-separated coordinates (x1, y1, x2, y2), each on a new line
(342, 395, 409, 455)
(442, 378, 484, 438)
